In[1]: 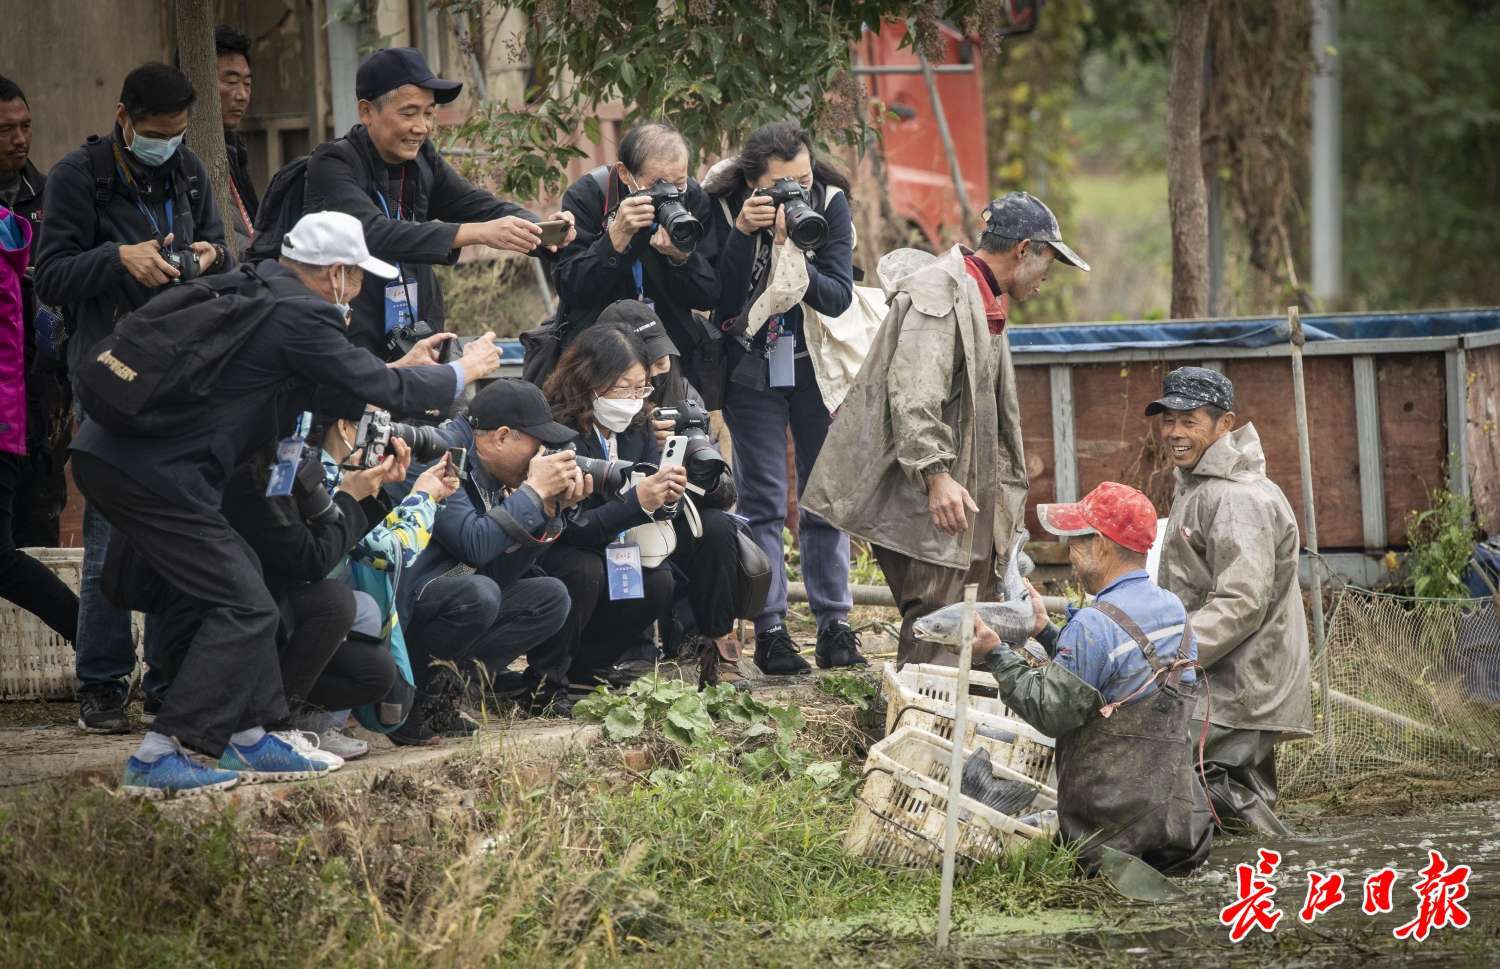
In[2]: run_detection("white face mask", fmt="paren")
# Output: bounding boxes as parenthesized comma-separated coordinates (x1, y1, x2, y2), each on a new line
(592, 396, 643, 433)
(331, 266, 352, 324)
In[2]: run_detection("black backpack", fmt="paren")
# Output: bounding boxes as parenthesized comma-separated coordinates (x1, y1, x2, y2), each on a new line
(245, 154, 311, 261)
(74, 264, 283, 437)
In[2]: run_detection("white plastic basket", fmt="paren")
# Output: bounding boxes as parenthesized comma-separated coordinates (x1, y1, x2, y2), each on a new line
(881, 661, 1009, 735)
(887, 702, 1058, 796)
(0, 548, 81, 700)
(846, 726, 1053, 868)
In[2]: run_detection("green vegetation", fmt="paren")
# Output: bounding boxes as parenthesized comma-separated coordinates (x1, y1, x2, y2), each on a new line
(1404, 487, 1478, 599)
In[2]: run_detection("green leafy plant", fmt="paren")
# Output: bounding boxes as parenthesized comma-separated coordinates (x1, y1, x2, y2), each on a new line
(815, 671, 878, 711)
(1405, 487, 1478, 599)
(573, 674, 807, 748)
(434, 0, 1018, 199)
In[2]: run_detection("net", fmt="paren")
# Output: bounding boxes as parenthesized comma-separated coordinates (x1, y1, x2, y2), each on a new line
(1276, 585, 1500, 796)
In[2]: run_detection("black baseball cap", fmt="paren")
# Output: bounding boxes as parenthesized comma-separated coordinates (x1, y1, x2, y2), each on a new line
(1145, 366, 1235, 416)
(981, 191, 1089, 271)
(598, 299, 680, 361)
(466, 378, 575, 445)
(356, 47, 462, 104)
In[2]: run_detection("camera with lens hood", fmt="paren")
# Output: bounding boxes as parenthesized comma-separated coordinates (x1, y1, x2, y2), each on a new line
(349, 408, 449, 470)
(754, 177, 828, 250)
(632, 179, 704, 253)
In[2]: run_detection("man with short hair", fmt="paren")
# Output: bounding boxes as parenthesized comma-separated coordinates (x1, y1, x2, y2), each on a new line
(305, 47, 574, 359)
(1149, 366, 1312, 835)
(965, 482, 1213, 875)
(804, 191, 1088, 666)
(215, 24, 259, 247)
(71, 211, 500, 796)
(34, 61, 229, 734)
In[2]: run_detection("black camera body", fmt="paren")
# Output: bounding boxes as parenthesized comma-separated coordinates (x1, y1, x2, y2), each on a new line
(161, 246, 199, 284)
(632, 179, 704, 252)
(655, 399, 710, 437)
(386, 318, 436, 358)
(545, 446, 633, 497)
(349, 408, 449, 469)
(655, 399, 727, 493)
(755, 177, 828, 250)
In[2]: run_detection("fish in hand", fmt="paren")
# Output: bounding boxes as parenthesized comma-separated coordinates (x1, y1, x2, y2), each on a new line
(912, 531, 1038, 647)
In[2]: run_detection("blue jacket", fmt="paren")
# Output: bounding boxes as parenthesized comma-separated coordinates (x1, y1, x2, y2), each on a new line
(1050, 570, 1196, 704)
(396, 417, 566, 619)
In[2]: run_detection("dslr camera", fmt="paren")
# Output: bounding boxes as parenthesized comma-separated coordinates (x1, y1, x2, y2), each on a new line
(161, 246, 200, 284)
(349, 408, 450, 469)
(655, 400, 728, 493)
(754, 177, 828, 250)
(386, 318, 437, 358)
(631, 179, 704, 253)
(544, 446, 633, 497)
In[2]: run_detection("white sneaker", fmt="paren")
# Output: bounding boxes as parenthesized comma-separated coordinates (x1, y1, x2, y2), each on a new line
(272, 730, 344, 771)
(316, 727, 370, 761)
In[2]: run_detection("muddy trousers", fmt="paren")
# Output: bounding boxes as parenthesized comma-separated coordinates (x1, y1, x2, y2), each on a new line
(872, 546, 999, 666)
(73, 453, 286, 757)
(1191, 721, 1289, 836)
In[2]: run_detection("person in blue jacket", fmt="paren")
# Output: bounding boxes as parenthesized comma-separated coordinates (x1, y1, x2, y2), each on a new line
(393, 378, 592, 736)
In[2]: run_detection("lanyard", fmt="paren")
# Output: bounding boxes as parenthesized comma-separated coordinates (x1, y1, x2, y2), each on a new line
(374, 185, 414, 298)
(116, 163, 173, 242)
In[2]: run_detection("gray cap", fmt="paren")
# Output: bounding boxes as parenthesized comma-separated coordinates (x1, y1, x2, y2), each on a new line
(981, 191, 1089, 271)
(1145, 366, 1235, 416)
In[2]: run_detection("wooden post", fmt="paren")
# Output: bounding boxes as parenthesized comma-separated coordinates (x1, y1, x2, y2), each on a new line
(1289, 307, 1334, 773)
(936, 583, 977, 950)
(175, 0, 241, 261)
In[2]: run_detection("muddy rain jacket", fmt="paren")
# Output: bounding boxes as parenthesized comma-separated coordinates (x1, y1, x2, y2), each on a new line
(1157, 424, 1313, 737)
(802, 245, 1028, 571)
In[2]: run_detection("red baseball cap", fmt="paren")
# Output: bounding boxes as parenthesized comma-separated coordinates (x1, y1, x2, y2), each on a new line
(1036, 482, 1157, 554)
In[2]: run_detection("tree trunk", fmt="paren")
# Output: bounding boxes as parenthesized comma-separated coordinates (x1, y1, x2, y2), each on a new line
(176, 0, 241, 261)
(1167, 0, 1211, 318)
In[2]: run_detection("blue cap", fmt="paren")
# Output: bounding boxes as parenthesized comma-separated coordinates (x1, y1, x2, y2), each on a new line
(980, 191, 1089, 271)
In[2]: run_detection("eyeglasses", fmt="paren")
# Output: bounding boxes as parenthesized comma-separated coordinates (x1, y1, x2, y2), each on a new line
(603, 383, 652, 400)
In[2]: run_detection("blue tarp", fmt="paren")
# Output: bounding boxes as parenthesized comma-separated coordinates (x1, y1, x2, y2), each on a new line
(1006, 308, 1500, 354)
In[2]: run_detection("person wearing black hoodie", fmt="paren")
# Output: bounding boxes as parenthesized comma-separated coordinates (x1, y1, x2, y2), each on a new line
(303, 47, 574, 360)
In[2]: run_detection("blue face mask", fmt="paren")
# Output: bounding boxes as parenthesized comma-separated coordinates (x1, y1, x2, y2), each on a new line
(126, 130, 184, 168)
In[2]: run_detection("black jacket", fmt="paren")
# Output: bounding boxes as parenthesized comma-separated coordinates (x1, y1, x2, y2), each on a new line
(69, 260, 456, 512)
(222, 454, 376, 601)
(34, 130, 227, 378)
(304, 125, 537, 359)
(557, 422, 664, 550)
(553, 168, 720, 355)
(708, 181, 854, 354)
(224, 129, 260, 249)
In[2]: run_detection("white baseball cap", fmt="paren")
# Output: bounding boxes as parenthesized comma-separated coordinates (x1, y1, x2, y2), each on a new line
(280, 211, 398, 279)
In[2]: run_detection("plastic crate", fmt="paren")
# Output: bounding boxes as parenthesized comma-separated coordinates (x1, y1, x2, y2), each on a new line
(0, 548, 81, 700)
(846, 726, 1052, 868)
(887, 702, 1058, 799)
(881, 661, 1010, 736)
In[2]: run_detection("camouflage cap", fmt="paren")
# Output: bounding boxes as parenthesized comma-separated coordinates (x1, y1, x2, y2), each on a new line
(1144, 366, 1235, 416)
(980, 191, 1090, 271)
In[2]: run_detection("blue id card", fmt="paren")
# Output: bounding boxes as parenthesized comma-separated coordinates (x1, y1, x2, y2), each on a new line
(606, 541, 644, 600)
(383, 278, 419, 332)
(266, 412, 312, 497)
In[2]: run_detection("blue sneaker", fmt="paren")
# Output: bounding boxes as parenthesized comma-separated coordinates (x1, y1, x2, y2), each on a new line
(217, 733, 332, 783)
(121, 752, 240, 799)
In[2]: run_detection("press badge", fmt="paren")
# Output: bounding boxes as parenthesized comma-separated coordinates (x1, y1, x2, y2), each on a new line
(266, 412, 312, 497)
(383, 278, 419, 332)
(768, 336, 796, 388)
(606, 540, 644, 601)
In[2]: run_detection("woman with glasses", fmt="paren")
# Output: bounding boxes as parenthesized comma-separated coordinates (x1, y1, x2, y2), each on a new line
(537, 320, 739, 691)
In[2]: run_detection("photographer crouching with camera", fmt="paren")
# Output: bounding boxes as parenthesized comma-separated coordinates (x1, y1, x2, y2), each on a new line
(34, 62, 229, 734)
(70, 212, 500, 796)
(704, 121, 865, 676)
(391, 379, 593, 730)
(536, 320, 744, 697)
(551, 121, 719, 378)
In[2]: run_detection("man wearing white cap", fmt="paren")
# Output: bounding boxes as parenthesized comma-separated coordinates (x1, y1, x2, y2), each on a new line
(70, 211, 501, 797)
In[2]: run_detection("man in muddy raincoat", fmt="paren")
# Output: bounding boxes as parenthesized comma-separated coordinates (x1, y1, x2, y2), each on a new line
(1150, 367, 1313, 835)
(803, 193, 1088, 665)
(966, 482, 1214, 875)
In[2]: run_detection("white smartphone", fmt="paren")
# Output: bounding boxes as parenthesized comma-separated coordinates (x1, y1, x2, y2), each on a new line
(659, 434, 688, 471)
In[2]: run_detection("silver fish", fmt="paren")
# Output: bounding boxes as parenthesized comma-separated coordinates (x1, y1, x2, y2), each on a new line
(912, 531, 1037, 646)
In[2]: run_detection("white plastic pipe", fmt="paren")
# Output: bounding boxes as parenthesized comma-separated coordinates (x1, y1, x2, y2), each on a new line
(935, 583, 977, 950)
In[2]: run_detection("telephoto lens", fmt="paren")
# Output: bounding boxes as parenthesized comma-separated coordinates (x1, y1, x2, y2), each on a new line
(759, 177, 828, 250)
(572, 453, 632, 496)
(640, 180, 704, 252)
(390, 422, 449, 463)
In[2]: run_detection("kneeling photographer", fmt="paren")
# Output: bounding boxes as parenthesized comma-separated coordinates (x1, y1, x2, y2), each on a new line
(550, 121, 719, 382)
(703, 121, 865, 675)
(538, 320, 743, 692)
(395, 379, 591, 727)
(599, 301, 747, 687)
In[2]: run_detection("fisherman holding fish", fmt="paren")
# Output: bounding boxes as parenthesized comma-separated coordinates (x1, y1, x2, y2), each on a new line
(960, 482, 1214, 875)
(1148, 367, 1311, 836)
(803, 192, 1088, 665)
